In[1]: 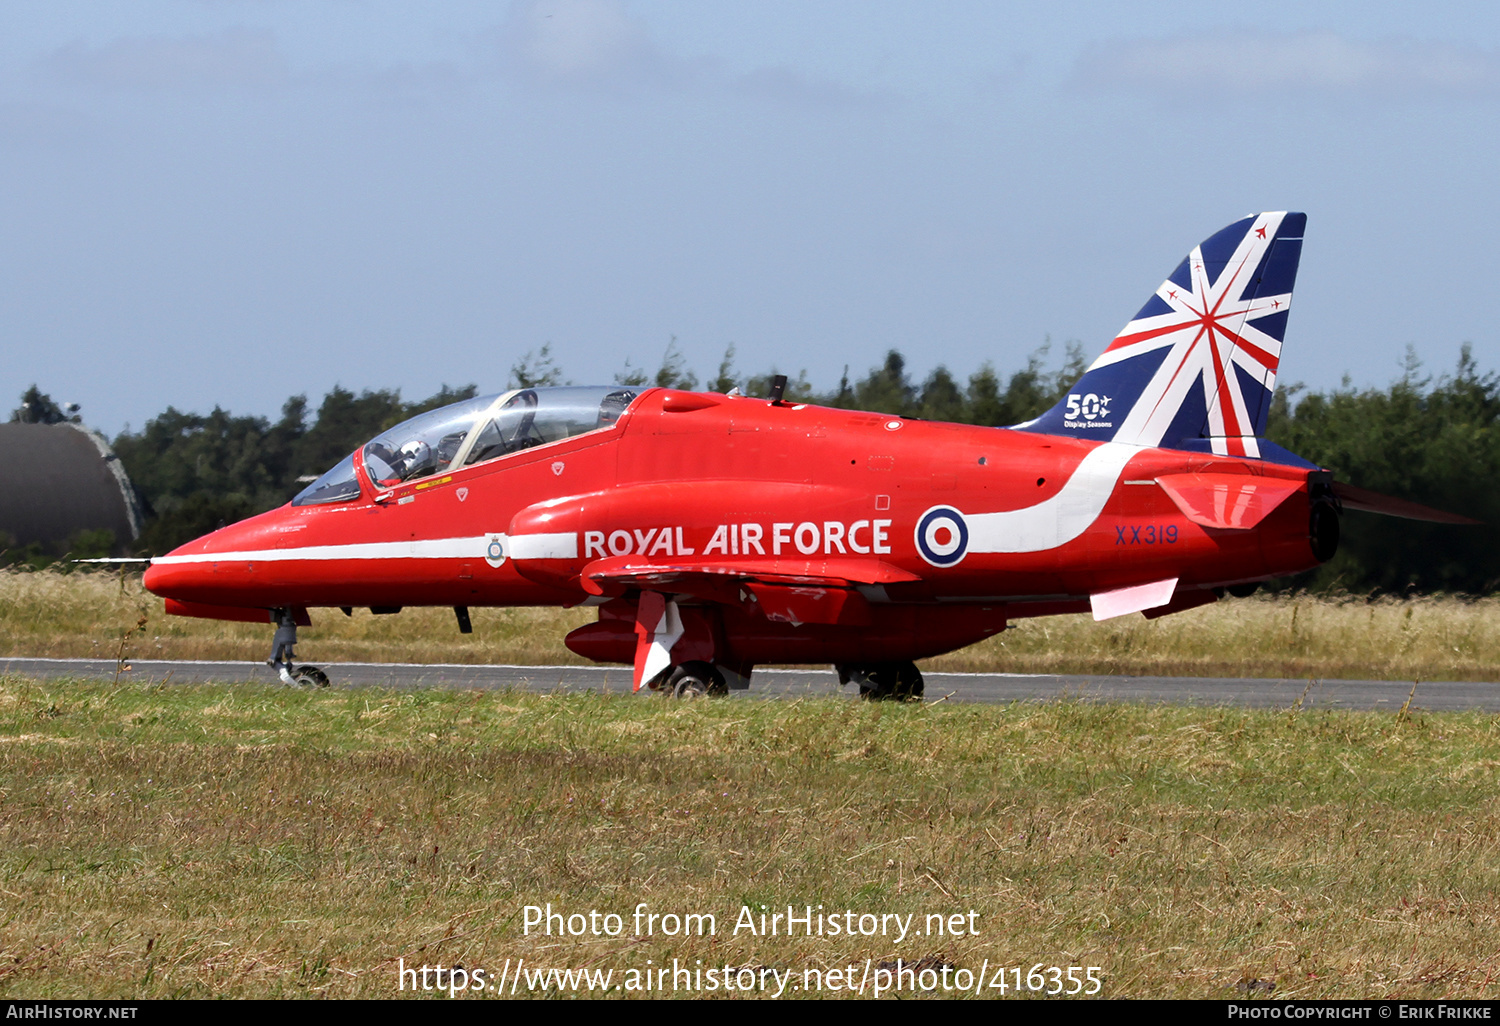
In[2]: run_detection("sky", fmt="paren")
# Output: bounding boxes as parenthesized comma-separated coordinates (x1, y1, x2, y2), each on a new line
(3, 1, 1499, 438)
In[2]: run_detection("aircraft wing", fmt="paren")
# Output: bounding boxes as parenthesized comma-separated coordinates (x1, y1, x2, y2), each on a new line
(580, 555, 920, 592)
(579, 555, 922, 626)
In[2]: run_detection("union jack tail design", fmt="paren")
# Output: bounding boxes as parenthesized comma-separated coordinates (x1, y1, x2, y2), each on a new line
(1020, 212, 1305, 458)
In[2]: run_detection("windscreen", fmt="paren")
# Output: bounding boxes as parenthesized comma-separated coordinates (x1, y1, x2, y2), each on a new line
(291, 453, 361, 506)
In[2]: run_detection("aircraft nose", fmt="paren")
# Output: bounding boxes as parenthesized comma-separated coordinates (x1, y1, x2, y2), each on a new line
(140, 509, 284, 602)
(142, 544, 220, 600)
(142, 556, 213, 598)
(141, 559, 169, 596)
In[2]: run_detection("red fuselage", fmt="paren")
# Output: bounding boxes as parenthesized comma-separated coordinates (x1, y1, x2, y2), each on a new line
(143, 388, 1324, 669)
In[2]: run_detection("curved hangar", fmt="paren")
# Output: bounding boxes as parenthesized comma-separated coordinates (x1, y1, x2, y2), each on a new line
(0, 421, 144, 556)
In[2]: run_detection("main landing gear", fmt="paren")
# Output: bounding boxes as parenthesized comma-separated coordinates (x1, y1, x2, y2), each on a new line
(645, 661, 729, 699)
(667, 661, 729, 698)
(837, 661, 925, 701)
(268, 608, 329, 688)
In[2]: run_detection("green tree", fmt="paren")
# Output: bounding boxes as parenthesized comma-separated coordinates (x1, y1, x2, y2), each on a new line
(852, 350, 917, 416)
(917, 366, 966, 423)
(289, 387, 405, 481)
(405, 383, 479, 417)
(827, 365, 855, 408)
(614, 360, 650, 387)
(11, 385, 74, 424)
(745, 369, 812, 402)
(972, 338, 1087, 426)
(964, 363, 1007, 426)
(653, 337, 696, 390)
(1267, 345, 1500, 593)
(708, 344, 740, 393)
(510, 344, 566, 388)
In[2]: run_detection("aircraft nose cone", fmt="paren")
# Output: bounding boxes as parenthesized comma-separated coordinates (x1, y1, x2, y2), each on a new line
(141, 560, 168, 595)
(142, 548, 214, 600)
(139, 508, 286, 602)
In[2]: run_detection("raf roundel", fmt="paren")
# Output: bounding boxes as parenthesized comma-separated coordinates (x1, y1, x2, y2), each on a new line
(915, 505, 970, 567)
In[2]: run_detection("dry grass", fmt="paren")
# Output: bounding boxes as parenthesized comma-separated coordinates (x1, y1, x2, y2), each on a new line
(929, 593, 1500, 680)
(5, 569, 1500, 681)
(0, 568, 596, 666)
(2, 678, 1499, 999)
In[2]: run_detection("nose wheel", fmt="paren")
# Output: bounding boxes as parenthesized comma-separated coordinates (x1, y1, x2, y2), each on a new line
(288, 665, 330, 688)
(268, 608, 330, 688)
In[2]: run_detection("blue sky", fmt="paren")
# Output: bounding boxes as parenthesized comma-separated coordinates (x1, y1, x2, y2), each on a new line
(4, 2, 1499, 436)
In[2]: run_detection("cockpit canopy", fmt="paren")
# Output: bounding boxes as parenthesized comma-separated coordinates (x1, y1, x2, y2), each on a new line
(291, 385, 640, 506)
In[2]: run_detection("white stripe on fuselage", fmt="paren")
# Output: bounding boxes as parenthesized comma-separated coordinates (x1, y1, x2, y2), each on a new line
(152, 531, 581, 565)
(153, 536, 498, 564)
(967, 442, 1140, 553)
(507, 533, 578, 560)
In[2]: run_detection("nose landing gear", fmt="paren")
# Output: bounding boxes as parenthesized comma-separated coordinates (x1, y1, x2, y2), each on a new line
(268, 608, 330, 687)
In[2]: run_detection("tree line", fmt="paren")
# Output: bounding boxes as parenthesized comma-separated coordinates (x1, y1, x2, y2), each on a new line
(11, 339, 1498, 593)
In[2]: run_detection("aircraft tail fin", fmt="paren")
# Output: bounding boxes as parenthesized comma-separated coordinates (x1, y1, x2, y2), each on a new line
(1018, 212, 1305, 459)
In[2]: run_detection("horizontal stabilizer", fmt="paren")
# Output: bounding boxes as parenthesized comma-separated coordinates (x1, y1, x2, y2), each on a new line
(1333, 482, 1481, 525)
(1155, 473, 1302, 530)
(1091, 577, 1178, 621)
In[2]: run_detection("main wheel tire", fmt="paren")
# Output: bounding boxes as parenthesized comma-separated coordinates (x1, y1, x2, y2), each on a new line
(853, 661, 924, 701)
(669, 661, 728, 699)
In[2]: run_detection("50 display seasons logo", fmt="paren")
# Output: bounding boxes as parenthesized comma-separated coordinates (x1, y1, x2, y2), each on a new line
(1063, 392, 1113, 429)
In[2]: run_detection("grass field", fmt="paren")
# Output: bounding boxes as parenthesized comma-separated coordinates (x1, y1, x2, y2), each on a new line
(2, 677, 1498, 1000)
(6, 568, 1500, 681)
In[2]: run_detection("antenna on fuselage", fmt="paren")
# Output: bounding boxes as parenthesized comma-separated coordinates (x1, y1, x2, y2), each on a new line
(767, 374, 788, 404)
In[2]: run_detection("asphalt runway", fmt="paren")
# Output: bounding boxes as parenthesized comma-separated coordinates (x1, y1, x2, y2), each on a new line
(5, 657, 1500, 712)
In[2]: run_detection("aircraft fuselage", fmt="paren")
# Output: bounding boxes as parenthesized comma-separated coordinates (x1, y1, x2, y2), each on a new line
(143, 388, 1324, 670)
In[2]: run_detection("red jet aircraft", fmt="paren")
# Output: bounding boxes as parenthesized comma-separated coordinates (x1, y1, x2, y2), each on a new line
(142, 213, 1472, 697)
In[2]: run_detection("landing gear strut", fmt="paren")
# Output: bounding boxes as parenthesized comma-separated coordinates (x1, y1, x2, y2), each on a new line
(837, 661, 924, 701)
(268, 608, 329, 687)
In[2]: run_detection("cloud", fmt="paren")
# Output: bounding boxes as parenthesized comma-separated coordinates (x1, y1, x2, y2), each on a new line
(520, 0, 636, 76)
(1075, 31, 1500, 97)
(494, 0, 693, 89)
(44, 27, 288, 91)
(491, 0, 886, 111)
